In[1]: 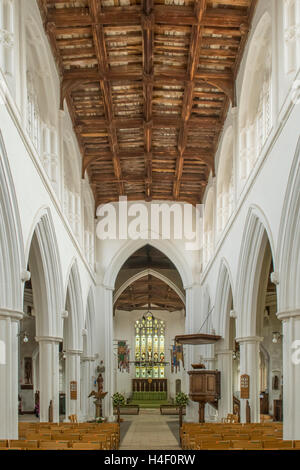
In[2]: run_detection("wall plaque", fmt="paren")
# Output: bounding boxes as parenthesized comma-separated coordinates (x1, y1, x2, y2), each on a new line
(70, 381, 77, 400)
(240, 374, 250, 399)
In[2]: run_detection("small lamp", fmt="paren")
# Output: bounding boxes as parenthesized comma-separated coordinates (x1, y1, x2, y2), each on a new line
(272, 332, 282, 344)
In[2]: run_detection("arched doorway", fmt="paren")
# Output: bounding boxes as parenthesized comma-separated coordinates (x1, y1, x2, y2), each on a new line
(113, 246, 186, 408)
(101, 239, 194, 421)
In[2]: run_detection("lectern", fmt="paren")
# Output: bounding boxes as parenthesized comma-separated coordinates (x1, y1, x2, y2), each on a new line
(188, 368, 221, 423)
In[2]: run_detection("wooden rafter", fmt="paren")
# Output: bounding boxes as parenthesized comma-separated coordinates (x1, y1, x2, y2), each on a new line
(39, 0, 257, 206)
(115, 274, 184, 313)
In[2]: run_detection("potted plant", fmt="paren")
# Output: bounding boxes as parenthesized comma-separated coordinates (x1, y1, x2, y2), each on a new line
(175, 392, 189, 428)
(95, 416, 105, 424)
(112, 393, 126, 423)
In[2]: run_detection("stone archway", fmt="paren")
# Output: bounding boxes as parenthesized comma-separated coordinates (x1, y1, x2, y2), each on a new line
(23, 211, 64, 423)
(102, 239, 194, 421)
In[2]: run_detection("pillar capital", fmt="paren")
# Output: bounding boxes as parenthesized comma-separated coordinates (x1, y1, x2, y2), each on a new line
(277, 309, 300, 321)
(65, 349, 83, 356)
(236, 336, 263, 344)
(35, 335, 62, 344)
(81, 355, 96, 362)
(215, 349, 233, 356)
(0, 308, 23, 321)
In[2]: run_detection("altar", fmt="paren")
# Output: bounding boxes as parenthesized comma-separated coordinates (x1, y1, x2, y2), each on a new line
(132, 378, 167, 393)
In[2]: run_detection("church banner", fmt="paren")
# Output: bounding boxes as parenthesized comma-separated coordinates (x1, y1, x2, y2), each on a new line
(118, 341, 130, 373)
(170, 342, 184, 373)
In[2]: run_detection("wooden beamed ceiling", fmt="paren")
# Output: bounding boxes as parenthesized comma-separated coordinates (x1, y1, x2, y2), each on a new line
(38, 0, 257, 206)
(115, 274, 185, 312)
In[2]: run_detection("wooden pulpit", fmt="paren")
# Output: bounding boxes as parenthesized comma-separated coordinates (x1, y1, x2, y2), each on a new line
(188, 369, 221, 423)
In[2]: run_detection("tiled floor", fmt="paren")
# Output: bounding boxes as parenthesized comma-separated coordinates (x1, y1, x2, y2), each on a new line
(119, 409, 181, 450)
(19, 414, 39, 422)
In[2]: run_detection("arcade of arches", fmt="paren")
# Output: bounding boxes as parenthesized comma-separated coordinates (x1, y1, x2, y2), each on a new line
(0, 0, 300, 449)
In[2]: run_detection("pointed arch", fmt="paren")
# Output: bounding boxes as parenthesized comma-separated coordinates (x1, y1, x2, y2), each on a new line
(215, 259, 234, 347)
(103, 237, 193, 290)
(64, 260, 84, 351)
(236, 206, 275, 337)
(26, 208, 64, 338)
(277, 138, 300, 311)
(84, 288, 96, 356)
(114, 268, 186, 307)
(0, 132, 25, 311)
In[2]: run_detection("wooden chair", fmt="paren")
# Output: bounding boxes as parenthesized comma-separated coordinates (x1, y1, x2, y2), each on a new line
(72, 442, 101, 450)
(231, 440, 263, 450)
(293, 441, 300, 449)
(39, 441, 70, 450)
(9, 440, 38, 449)
(263, 440, 293, 450)
(68, 414, 78, 424)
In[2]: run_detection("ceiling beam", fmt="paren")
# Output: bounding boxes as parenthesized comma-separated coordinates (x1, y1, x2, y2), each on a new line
(173, 0, 207, 200)
(142, 0, 154, 201)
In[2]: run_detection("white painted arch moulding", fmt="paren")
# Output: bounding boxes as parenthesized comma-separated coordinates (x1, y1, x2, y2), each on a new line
(235, 205, 275, 338)
(113, 268, 186, 307)
(84, 288, 96, 357)
(276, 137, 300, 311)
(103, 237, 194, 291)
(0, 131, 25, 312)
(27, 210, 64, 339)
(214, 259, 234, 348)
(64, 261, 84, 352)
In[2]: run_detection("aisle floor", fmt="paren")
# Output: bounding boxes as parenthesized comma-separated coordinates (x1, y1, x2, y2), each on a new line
(119, 409, 181, 450)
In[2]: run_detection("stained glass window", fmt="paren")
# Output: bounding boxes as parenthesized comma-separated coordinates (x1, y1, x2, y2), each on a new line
(135, 313, 165, 378)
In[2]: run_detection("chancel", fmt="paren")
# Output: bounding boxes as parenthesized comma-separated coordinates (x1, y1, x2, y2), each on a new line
(0, 0, 299, 452)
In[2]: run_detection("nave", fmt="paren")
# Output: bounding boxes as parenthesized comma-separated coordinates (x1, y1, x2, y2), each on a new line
(0, 0, 300, 450)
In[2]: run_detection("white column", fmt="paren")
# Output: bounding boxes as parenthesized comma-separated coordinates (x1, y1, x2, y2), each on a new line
(88, 358, 96, 420)
(0, 308, 23, 439)
(203, 350, 218, 422)
(277, 309, 300, 440)
(81, 355, 95, 421)
(184, 286, 198, 422)
(104, 286, 114, 421)
(216, 350, 233, 420)
(237, 336, 262, 423)
(65, 349, 82, 421)
(36, 336, 60, 423)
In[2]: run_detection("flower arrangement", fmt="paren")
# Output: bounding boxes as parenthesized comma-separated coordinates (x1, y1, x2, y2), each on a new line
(175, 392, 189, 407)
(95, 417, 105, 424)
(112, 392, 126, 407)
